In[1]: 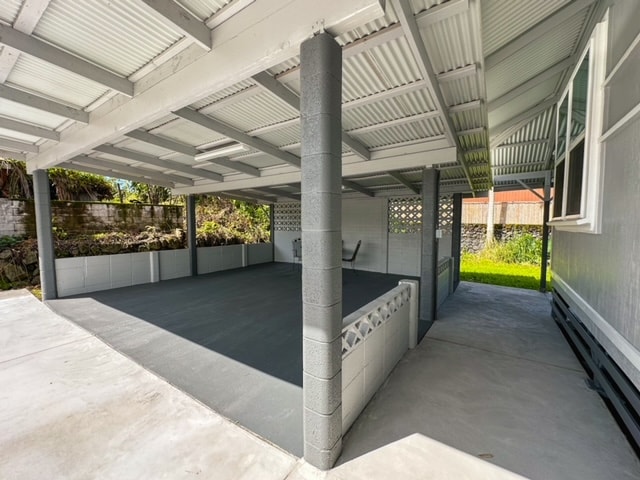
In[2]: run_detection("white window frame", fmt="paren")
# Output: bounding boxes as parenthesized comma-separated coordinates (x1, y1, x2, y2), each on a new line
(548, 14, 607, 233)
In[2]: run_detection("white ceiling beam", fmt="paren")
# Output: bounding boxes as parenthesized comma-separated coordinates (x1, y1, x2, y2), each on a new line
(448, 99, 482, 114)
(414, 0, 469, 26)
(0, 137, 38, 153)
(139, 0, 212, 50)
(174, 107, 301, 167)
(93, 144, 223, 182)
(458, 127, 485, 136)
(0, 0, 50, 83)
(347, 111, 439, 135)
(492, 160, 547, 170)
(342, 179, 374, 197)
(493, 171, 551, 182)
(0, 84, 88, 123)
(393, 0, 474, 191)
(200, 85, 261, 114)
(252, 70, 370, 161)
(30, 0, 384, 171)
(60, 161, 175, 189)
(437, 64, 476, 82)
(195, 157, 260, 177)
(0, 149, 25, 160)
(248, 117, 299, 136)
(342, 23, 404, 60)
(235, 190, 275, 203)
(388, 171, 420, 194)
(255, 186, 299, 201)
(489, 57, 574, 111)
(0, 24, 133, 96)
(0, 116, 59, 140)
(206, 0, 255, 29)
(490, 98, 556, 147)
(494, 139, 549, 150)
(342, 80, 428, 112)
(125, 129, 199, 156)
(485, 0, 597, 70)
(71, 155, 194, 185)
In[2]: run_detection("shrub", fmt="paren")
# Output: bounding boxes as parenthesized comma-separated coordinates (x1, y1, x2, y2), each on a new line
(480, 233, 542, 265)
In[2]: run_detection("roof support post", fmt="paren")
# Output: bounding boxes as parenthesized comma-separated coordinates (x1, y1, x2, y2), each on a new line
(452, 192, 463, 291)
(420, 168, 439, 323)
(32, 169, 57, 300)
(186, 194, 198, 276)
(300, 32, 343, 470)
(540, 172, 551, 292)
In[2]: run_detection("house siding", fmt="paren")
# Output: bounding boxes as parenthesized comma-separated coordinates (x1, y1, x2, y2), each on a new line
(552, 0, 640, 389)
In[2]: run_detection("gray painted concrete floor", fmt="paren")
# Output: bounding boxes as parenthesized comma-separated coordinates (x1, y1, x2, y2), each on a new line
(339, 281, 640, 480)
(47, 262, 413, 457)
(1, 288, 528, 479)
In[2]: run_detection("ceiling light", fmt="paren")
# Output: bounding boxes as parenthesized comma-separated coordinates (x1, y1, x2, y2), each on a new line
(194, 143, 247, 161)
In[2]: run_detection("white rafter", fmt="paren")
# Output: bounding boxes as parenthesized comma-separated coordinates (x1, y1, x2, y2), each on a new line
(0, 149, 25, 160)
(0, 24, 133, 96)
(93, 144, 223, 182)
(139, 0, 212, 50)
(30, 0, 384, 171)
(387, 171, 420, 194)
(392, 0, 474, 190)
(70, 155, 194, 186)
(490, 98, 556, 147)
(125, 129, 199, 156)
(174, 107, 301, 167)
(342, 179, 374, 197)
(60, 161, 175, 189)
(194, 157, 260, 177)
(0, 116, 59, 140)
(0, 0, 50, 83)
(0, 137, 38, 153)
(488, 57, 574, 111)
(0, 84, 89, 123)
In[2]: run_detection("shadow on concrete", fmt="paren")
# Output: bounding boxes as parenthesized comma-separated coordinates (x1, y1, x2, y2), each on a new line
(48, 262, 414, 457)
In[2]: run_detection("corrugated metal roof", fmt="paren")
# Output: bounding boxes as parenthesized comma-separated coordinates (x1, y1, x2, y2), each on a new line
(0, 127, 39, 143)
(482, 0, 571, 56)
(486, 12, 586, 99)
(441, 75, 480, 108)
(421, 12, 476, 74)
(209, 92, 299, 133)
(255, 125, 301, 149)
(191, 80, 256, 111)
(493, 143, 550, 170)
(8, 55, 109, 109)
(488, 76, 559, 127)
(506, 107, 554, 144)
(0, 0, 22, 23)
(451, 109, 485, 131)
(352, 118, 444, 148)
(176, 0, 229, 21)
(150, 118, 225, 147)
(33, 0, 184, 77)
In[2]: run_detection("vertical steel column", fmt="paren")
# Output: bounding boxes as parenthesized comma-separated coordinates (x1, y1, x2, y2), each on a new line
(300, 32, 343, 470)
(451, 192, 463, 291)
(186, 194, 197, 276)
(420, 168, 439, 322)
(32, 169, 57, 300)
(540, 172, 551, 292)
(269, 204, 275, 261)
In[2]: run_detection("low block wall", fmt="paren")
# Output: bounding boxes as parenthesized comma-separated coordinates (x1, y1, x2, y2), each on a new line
(56, 243, 274, 297)
(341, 280, 418, 433)
(437, 257, 453, 308)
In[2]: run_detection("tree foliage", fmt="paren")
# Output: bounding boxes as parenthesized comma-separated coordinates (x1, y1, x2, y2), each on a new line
(196, 196, 270, 245)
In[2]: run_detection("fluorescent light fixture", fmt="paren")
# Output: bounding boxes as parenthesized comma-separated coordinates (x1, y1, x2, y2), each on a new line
(194, 143, 247, 161)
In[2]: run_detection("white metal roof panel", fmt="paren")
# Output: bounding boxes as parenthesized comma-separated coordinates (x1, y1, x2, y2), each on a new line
(441, 75, 480, 107)
(451, 109, 484, 131)
(493, 143, 550, 170)
(210, 92, 299, 133)
(151, 118, 225, 147)
(255, 125, 301, 149)
(191, 80, 256, 111)
(507, 108, 554, 144)
(8, 55, 109, 109)
(352, 118, 444, 148)
(0, 127, 39, 144)
(176, 0, 228, 21)
(486, 12, 586, 99)
(421, 12, 476, 74)
(33, 0, 184, 77)
(482, 0, 571, 56)
(0, 0, 22, 24)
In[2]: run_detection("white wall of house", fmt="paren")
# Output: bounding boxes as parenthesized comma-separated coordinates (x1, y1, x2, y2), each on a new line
(552, 0, 640, 389)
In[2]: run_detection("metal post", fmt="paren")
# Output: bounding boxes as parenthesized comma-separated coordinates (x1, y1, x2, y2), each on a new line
(186, 194, 197, 276)
(32, 169, 57, 300)
(269, 204, 275, 261)
(540, 172, 551, 292)
(300, 32, 343, 470)
(486, 187, 495, 245)
(420, 168, 439, 322)
(451, 192, 462, 290)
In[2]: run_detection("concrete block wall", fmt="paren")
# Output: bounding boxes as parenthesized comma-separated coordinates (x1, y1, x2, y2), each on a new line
(197, 245, 244, 274)
(341, 282, 416, 433)
(341, 197, 388, 273)
(159, 249, 191, 280)
(248, 243, 273, 265)
(0, 199, 28, 236)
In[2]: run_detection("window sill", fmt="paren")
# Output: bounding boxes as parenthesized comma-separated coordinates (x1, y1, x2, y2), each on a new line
(548, 217, 600, 234)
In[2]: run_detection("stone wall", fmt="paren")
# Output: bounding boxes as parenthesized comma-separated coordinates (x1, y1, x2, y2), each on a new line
(0, 198, 183, 237)
(462, 224, 543, 253)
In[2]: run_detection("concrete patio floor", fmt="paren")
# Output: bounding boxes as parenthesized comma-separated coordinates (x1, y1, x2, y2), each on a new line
(46, 262, 416, 457)
(339, 282, 640, 479)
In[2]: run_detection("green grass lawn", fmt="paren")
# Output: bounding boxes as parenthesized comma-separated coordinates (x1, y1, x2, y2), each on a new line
(461, 254, 551, 290)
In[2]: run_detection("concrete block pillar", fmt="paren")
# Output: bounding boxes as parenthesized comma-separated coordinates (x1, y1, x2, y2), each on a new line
(186, 194, 197, 275)
(451, 193, 463, 290)
(420, 168, 439, 322)
(300, 32, 343, 470)
(32, 169, 57, 300)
